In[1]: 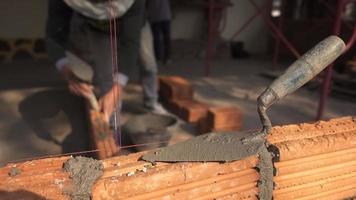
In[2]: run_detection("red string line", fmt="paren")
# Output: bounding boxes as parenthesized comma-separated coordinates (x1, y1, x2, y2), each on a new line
(108, 0, 121, 147)
(3, 140, 170, 165)
(119, 140, 170, 149)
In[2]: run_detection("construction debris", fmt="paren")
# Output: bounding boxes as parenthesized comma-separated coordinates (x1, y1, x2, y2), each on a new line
(0, 117, 355, 199)
(7, 167, 21, 177)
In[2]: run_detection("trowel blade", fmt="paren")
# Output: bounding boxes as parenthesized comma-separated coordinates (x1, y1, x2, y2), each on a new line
(142, 130, 265, 163)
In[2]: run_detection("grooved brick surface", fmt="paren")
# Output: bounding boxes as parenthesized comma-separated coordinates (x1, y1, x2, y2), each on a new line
(1, 117, 355, 199)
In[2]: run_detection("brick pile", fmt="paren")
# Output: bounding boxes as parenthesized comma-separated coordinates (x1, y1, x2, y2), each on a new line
(158, 76, 194, 101)
(158, 76, 243, 134)
(1, 117, 355, 199)
(168, 100, 209, 123)
(205, 106, 243, 132)
(87, 110, 118, 159)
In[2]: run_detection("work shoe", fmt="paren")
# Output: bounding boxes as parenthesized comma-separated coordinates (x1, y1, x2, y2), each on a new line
(144, 103, 168, 115)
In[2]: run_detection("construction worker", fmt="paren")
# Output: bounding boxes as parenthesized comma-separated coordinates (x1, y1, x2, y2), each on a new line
(46, 0, 165, 124)
(147, 0, 172, 64)
(139, 20, 167, 114)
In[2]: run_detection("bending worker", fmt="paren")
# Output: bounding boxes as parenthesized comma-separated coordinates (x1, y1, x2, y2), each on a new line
(46, 0, 165, 123)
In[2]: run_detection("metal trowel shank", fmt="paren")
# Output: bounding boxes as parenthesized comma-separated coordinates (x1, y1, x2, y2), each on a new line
(142, 35, 346, 163)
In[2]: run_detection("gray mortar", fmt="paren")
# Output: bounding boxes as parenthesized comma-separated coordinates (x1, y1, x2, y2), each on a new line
(142, 131, 275, 200)
(63, 156, 103, 200)
(142, 130, 265, 163)
(256, 144, 274, 200)
(8, 167, 21, 177)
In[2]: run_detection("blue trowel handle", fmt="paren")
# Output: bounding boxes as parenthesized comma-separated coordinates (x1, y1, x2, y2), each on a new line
(257, 36, 345, 134)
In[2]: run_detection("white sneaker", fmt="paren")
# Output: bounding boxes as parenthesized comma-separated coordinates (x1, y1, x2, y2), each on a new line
(145, 103, 168, 115)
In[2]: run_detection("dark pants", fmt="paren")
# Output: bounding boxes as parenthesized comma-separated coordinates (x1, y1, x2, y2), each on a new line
(150, 20, 171, 63)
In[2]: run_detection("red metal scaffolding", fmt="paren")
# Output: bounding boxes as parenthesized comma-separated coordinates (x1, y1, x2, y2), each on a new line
(316, 0, 356, 120)
(204, 0, 355, 120)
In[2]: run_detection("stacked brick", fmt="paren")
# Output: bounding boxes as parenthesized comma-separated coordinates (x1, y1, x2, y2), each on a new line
(169, 100, 209, 123)
(1, 117, 355, 199)
(205, 107, 243, 132)
(0, 38, 47, 62)
(158, 76, 243, 134)
(158, 76, 194, 101)
(269, 117, 356, 199)
(87, 110, 118, 159)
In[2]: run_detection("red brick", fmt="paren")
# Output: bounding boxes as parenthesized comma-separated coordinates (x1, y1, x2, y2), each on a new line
(158, 76, 193, 101)
(162, 99, 182, 115)
(88, 110, 118, 160)
(197, 106, 243, 134)
(167, 100, 209, 123)
(197, 116, 210, 134)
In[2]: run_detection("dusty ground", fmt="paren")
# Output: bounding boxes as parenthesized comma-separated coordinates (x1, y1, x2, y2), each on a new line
(160, 59, 356, 128)
(0, 58, 355, 165)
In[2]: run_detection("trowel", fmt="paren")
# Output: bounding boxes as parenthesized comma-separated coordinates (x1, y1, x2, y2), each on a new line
(142, 36, 346, 163)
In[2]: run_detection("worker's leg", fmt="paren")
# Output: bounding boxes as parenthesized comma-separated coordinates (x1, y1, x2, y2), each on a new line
(118, 0, 145, 82)
(139, 22, 158, 107)
(161, 20, 171, 64)
(150, 22, 163, 61)
(139, 22, 167, 114)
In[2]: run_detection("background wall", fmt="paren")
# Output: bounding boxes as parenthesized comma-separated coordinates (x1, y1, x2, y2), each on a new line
(171, 7, 205, 40)
(0, 0, 268, 54)
(221, 0, 268, 54)
(0, 0, 48, 38)
(170, 0, 268, 54)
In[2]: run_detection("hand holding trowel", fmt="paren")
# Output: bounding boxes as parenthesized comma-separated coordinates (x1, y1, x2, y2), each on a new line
(64, 52, 118, 159)
(142, 36, 346, 163)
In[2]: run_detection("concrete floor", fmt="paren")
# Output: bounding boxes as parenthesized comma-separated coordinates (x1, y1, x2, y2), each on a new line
(161, 58, 356, 129)
(0, 58, 355, 165)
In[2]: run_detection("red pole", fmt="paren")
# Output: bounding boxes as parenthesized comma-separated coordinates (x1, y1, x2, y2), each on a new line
(205, 0, 214, 76)
(319, 0, 353, 30)
(345, 26, 356, 51)
(249, 0, 301, 58)
(229, 0, 272, 41)
(316, 0, 344, 120)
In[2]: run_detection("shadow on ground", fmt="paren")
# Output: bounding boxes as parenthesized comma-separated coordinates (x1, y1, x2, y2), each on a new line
(18, 89, 90, 154)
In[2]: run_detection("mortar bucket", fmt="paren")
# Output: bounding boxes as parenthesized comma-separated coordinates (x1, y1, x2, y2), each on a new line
(122, 113, 177, 152)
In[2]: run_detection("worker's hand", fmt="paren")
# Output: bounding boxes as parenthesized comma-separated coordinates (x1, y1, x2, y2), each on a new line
(61, 65, 94, 98)
(99, 83, 121, 122)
